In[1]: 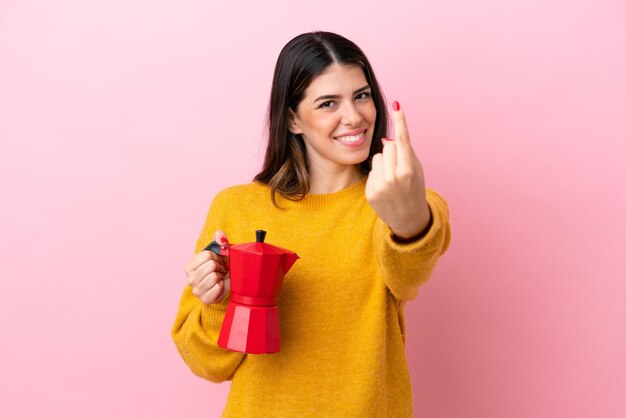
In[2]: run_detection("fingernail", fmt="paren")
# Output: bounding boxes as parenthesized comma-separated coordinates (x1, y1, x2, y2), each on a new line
(392, 101, 400, 111)
(220, 237, 229, 251)
(382, 137, 395, 142)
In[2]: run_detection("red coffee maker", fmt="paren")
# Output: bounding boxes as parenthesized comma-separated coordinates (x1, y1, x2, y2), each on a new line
(205, 230, 299, 354)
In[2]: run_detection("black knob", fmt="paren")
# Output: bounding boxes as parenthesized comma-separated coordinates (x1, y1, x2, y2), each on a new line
(203, 241, 222, 255)
(256, 230, 267, 243)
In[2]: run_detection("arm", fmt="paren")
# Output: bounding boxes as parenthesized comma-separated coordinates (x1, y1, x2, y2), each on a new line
(171, 193, 246, 382)
(373, 188, 451, 301)
(366, 101, 451, 300)
(171, 287, 245, 382)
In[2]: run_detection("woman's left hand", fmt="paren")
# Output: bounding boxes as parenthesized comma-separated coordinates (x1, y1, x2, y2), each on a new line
(365, 102, 431, 240)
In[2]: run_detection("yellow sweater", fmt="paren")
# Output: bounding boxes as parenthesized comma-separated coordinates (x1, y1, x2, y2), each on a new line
(172, 177, 451, 417)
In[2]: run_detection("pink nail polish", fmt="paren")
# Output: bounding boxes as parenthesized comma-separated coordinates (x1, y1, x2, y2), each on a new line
(392, 101, 400, 111)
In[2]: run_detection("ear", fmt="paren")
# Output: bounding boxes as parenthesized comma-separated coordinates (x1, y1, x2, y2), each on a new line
(288, 108, 303, 135)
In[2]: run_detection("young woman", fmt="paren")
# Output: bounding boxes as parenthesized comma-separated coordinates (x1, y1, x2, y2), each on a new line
(172, 31, 451, 417)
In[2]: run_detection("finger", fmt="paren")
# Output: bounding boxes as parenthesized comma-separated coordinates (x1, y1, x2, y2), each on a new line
(196, 258, 227, 277)
(185, 250, 223, 276)
(370, 153, 383, 179)
(213, 283, 229, 304)
(391, 101, 417, 171)
(213, 230, 230, 271)
(382, 139, 397, 183)
(214, 230, 230, 248)
(188, 258, 226, 286)
(391, 101, 410, 146)
(199, 280, 225, 304)
(213, 275, 230, 303)
(366, 153, 383, 201)
(222, 275, 231, 294)
(197, 271, 223, 294)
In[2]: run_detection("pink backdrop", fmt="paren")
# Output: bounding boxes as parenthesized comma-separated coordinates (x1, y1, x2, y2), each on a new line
(1, 0, 624, 417)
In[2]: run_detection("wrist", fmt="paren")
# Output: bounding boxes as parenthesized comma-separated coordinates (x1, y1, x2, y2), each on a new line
(391, 206, 433, 243)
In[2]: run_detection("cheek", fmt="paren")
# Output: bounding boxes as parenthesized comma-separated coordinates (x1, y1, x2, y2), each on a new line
(365, 103, 377, 125)
(310, 114, 341, 135)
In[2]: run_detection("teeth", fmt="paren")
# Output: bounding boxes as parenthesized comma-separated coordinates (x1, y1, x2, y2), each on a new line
(336, 133, 364, 142)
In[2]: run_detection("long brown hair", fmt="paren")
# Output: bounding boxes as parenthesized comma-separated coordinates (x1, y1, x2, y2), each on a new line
(254, 31, 388, 205)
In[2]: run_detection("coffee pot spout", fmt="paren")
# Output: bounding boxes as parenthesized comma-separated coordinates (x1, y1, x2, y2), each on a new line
(282, 252, 299, 273)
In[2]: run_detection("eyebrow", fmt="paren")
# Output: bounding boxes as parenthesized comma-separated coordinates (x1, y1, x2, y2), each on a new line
(313, 85, 371, 103)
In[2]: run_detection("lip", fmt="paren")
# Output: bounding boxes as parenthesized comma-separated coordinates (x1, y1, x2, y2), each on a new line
(333, 129, 368, 148)
(333, 127, 367, 138)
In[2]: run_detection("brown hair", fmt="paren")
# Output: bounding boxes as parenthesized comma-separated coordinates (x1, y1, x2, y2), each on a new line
(254, 31, 388, 205)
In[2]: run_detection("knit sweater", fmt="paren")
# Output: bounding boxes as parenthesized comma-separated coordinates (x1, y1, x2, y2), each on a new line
(172, 177, 451, 417)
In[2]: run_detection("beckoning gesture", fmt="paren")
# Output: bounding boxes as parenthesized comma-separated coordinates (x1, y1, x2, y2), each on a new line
(365, 101, 432, 240)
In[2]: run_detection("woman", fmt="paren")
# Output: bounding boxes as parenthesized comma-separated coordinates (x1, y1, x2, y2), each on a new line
(172, 31, 451, 417)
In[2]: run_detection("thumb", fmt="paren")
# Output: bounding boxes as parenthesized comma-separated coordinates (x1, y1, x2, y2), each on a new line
(214, 230, 230, 248)
(213, 230, 230, 271)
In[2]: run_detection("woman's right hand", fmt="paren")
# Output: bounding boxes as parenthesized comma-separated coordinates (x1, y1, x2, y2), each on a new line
(184, 231, 230, 304)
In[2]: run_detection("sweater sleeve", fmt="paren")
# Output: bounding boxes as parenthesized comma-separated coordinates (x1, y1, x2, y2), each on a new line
(171, 191, 246, 382)
(373, 188, 451, 301)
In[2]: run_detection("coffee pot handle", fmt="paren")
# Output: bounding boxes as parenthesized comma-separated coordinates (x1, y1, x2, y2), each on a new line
(203, 241, 222, 256)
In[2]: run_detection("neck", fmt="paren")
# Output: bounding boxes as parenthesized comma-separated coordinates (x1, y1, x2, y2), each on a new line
(307, 162, 364, 194)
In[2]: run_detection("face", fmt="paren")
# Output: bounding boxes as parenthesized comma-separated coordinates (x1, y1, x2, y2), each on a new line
(289, 64, 377, 172)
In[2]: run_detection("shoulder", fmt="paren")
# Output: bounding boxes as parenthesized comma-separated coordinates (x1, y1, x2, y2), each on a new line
(210, 182, 270, 210)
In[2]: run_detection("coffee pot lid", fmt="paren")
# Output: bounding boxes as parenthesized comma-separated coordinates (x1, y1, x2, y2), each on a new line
(231, 230, 293, 255)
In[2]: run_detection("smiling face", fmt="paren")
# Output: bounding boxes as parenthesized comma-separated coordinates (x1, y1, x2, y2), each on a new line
(289, 64, 377, 174)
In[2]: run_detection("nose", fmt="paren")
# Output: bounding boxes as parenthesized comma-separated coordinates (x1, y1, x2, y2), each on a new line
(340, 102, 363, 127)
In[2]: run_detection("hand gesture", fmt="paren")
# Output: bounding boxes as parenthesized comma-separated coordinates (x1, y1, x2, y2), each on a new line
(365, 101, 431, 239)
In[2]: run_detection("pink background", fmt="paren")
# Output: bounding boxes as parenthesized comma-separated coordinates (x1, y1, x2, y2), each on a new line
(1, 0, 625, 417)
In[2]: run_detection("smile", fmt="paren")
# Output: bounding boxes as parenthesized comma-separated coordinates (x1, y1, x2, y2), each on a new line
(333, 129, 367, 146)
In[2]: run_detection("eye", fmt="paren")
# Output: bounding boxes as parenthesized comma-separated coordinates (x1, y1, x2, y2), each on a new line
(355, 91, 371, 101)
(318, 100, 335, 109)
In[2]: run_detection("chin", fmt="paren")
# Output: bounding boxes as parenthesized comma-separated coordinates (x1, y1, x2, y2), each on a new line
(341, 151, 370, 166)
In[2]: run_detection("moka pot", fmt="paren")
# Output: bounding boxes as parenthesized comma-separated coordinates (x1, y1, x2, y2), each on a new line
(205, 230, 299, 354)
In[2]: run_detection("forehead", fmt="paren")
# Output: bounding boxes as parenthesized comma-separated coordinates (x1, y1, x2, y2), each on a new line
(303, 64, 368, 97)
